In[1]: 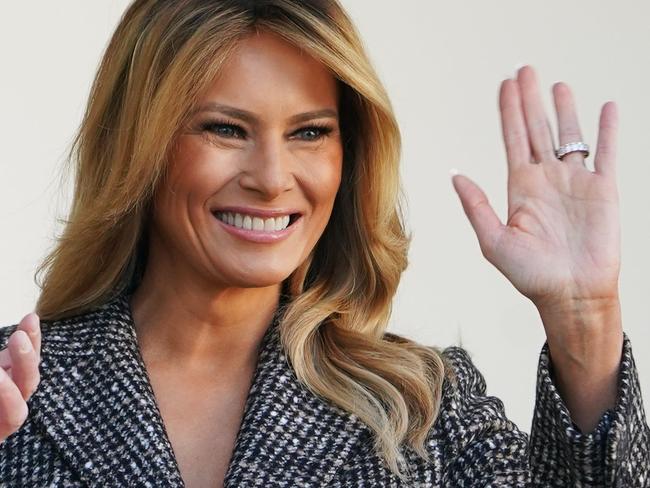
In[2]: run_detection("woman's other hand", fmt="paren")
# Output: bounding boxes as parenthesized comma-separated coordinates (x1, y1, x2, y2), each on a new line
(0, 313, 41, 443)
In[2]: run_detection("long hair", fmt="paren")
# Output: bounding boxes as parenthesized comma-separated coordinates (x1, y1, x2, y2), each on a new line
(35, 0, 452, 481)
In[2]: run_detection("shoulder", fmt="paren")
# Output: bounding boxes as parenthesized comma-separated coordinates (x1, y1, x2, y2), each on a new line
(440, 345, 487, 396)
(1, 293, 130, 355)
(435, 344, 521, 436)
(336, 344, 531, 485)
(413, 344, 530, 483)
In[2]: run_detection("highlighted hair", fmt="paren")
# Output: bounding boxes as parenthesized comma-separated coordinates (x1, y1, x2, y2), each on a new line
(35, 0, 451, 481)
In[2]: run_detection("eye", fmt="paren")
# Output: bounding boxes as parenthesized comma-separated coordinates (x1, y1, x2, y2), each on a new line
(293, 124, 334, 142)
(201, 121, 246, 139)
(200, 120, 334, 142)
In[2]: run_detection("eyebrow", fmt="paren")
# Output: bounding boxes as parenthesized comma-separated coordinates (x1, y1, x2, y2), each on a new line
(192, 102, 339, 125)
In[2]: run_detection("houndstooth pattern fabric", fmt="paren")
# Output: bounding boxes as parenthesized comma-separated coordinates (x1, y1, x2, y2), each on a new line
(0, 290, 648, 487)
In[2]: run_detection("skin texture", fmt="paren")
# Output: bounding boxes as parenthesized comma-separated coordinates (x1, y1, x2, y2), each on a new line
(1, 37, 624, 485)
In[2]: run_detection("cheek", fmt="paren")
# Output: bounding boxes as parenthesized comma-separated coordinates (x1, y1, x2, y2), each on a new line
(302, 146, 343, 211)
(163, 137, 238, 206)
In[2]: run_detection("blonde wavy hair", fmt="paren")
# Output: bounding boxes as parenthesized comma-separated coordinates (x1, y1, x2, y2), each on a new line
(35, 0, 452, 481)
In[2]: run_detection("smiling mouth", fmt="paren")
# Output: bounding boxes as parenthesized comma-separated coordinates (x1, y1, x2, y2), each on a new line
(212, 211, 301, 232)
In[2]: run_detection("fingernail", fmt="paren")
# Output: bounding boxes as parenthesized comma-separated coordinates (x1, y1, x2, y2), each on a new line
(16, 331, 32, 354)
(514, 63, 526, 73)
(449, 168, 460, 176)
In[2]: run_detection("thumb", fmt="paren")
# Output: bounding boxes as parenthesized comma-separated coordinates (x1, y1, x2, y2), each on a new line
(451, 172, 504, 260)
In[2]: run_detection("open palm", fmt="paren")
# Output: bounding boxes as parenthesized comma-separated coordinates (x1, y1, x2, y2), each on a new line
(452, 65, 620, 309)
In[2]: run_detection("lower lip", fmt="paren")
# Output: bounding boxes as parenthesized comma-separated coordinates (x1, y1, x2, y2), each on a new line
(212, 213, 301, 243)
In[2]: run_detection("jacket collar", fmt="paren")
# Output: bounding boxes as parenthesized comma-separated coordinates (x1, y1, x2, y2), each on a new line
(29, 291, 371, 487)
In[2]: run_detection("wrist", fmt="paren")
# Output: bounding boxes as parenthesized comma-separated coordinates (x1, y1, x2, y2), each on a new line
(536, 297, 624, 433)
(537, 296, 623, 373)
(536, 294, 621, 333)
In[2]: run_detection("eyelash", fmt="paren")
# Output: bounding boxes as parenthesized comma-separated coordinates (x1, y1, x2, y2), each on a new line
(200, 119, 334, 142)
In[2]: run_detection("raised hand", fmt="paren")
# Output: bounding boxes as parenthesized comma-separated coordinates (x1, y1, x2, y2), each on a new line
(451, 65, 620, 315)
(451, 65, 623, 433)
(0, 313, 41, 443)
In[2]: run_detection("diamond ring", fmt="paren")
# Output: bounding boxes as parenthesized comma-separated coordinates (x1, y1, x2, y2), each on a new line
(555, 142, 590, 160)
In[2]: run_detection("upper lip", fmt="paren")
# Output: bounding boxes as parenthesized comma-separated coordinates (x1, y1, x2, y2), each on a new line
(211, 206, 303, 218)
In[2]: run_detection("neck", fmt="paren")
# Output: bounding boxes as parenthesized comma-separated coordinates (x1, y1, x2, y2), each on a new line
(130, 265, 282, 375)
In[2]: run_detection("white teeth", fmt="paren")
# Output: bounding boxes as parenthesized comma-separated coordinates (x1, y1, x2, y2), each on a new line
(243, 215, 252, 230)
(215, 211, 294, 232)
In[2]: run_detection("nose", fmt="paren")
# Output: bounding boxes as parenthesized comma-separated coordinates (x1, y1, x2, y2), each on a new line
(239, 137, 294, 200)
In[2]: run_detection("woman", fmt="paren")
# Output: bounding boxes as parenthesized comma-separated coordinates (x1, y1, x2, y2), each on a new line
(0, 0, 647, 486)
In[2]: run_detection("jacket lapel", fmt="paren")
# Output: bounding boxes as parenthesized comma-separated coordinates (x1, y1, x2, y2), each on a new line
(222, 304, 372, 487)
(28, 294, 185, 486)
(28, 292, 371, 486)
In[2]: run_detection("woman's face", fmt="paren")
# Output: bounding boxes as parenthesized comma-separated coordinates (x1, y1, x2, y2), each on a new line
(150, 30, 343, 289)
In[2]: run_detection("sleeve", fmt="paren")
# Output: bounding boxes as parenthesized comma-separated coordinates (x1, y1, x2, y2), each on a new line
(529, 332, 650, 487)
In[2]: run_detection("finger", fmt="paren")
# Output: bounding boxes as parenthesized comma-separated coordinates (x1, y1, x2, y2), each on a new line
(7, 331, 40, 401)
(0, 349, 10, 371)
(451, 173, 505, 262)
(552, 82, 586, 168)
(0, 365, 29, 440)
(0, 313, 40, 370)
(594, 101, 618, 178)
(17, 313, 41, 363)
(499, 79, 531, 168)
(517, 66, 557, 163)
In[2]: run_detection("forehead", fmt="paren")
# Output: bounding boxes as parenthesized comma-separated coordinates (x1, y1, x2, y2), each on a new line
(199, 30, 339, 112)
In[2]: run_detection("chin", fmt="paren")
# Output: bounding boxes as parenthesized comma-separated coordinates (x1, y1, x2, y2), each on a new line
(222, 266, 296, 289)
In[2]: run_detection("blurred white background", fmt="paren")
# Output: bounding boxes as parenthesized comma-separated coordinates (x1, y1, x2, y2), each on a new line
(1, 1, 648, 433)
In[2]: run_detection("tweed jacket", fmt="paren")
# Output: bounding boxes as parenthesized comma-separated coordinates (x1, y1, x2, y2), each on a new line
(0, 291, 648, 487)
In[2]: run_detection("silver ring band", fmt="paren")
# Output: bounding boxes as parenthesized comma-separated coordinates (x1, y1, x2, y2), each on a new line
(555, 141, 590, 160)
